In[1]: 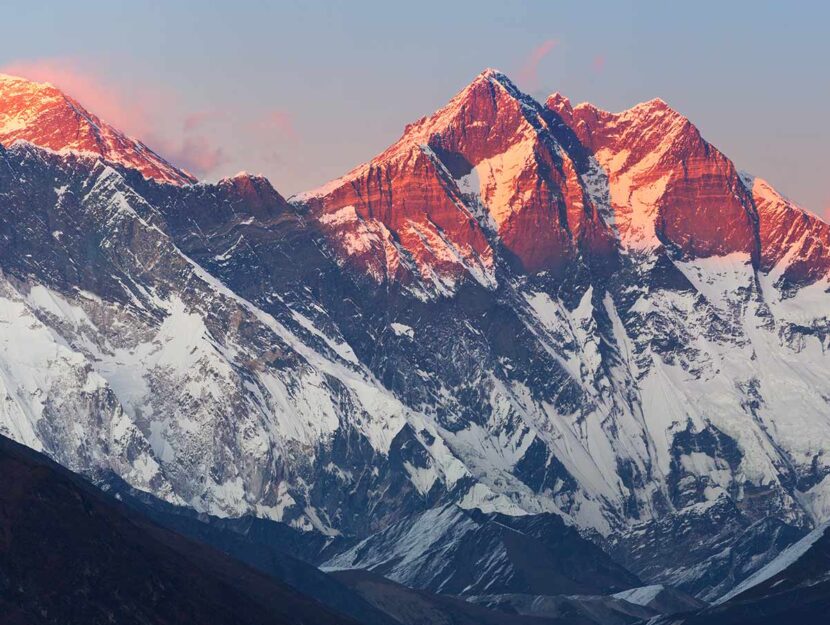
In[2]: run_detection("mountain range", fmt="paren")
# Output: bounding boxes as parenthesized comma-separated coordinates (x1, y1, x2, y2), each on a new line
(1, 67, 829, 623)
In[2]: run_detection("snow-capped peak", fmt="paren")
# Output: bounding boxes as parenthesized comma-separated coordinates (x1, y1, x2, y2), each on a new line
(474, 66, 514, 88)
(0, 73, 194, 185)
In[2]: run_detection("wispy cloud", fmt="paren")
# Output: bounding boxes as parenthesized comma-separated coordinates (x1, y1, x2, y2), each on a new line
(0, 56, 228, 178)
(517, 39, 558, 91)
(593, 55, 606, 73)
(0, 57, 161, 139)
(169, 135, 226, 174)
(182, 109, 228, 133)
(253, 109, 299, 142)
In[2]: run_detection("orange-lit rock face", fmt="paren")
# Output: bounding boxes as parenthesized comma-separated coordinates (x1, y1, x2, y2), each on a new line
(0, 74, 193, 185)
(301, 70, 613, 290)
(750, 176, 830, 285)
(547, 95, 757, 259)
(315, 144, 494, 291)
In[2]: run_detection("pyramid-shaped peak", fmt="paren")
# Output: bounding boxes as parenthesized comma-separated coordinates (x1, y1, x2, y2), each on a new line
(627, 96, 685, 119)
(0, 72, 194, 185)
(477, 67, 510, 82)
(467, 68, 524, 95)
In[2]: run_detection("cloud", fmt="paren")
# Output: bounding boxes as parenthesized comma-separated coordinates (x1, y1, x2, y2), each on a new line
(254, 109, 299, 142)
(168, 110, 229, 175)
(593, 55, 606, 73)
(168, 135, 226, 175)
(517, 39, 558, 91)
(183, 109, 226, 133)
(0, 56, 228, 178)
(0, 57, 169, 141)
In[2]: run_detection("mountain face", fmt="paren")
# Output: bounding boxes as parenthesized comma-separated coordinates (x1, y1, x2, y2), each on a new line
(297, 69, 613, 291)
(100, 476, 398, 625)
(321, 504, 640, 596)
(546, 92, 830, 285)
(295, 70, 830, 542)
(654, 523, 830, 624)
(0, 73, 193, 184)
(597, 493, 812, 603)
(0, 434, 357, 625)
(1, 70, 830, 605)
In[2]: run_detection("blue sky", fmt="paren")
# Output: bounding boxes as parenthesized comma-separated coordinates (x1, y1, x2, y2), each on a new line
(1, 0, 827, 214)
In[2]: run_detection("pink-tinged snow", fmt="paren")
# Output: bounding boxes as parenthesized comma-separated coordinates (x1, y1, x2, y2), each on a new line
(0, 73, 194, 185)
(583, 102, 690, 251)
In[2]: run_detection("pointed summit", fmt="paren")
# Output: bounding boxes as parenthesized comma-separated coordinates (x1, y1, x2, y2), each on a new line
(0, 73, 194, 185)
(298, 69, 615, 285)
(546, 92, 573, 124)
(477, 67, 506, 80)
(625, 97, 688, 125)
(474, 67, 515, 88)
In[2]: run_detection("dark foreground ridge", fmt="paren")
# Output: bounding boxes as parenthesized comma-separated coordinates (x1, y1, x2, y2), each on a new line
(0, 434, 357, 625)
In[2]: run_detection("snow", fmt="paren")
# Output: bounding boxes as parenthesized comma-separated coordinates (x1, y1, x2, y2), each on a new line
(289, 306, 359, 364)
(464, 134, 537, 228)
(675, 253, 754, 313)
(796, 475, 830, 524)
(455, 167, 480, 197)
(390, 322, 415, 338)
(404, 461, 438, 495)
(0, 74, 191, 185)
(717, 522, 830, 603)
(586, 98, 690, 251)
(317, 204, 404, 283)
(322, 505, 493, 592)
(400, 217, 496, 293)
(6, 71, 830, 556)
(612, 584, 665, 607)
(0, 280, 171, 496)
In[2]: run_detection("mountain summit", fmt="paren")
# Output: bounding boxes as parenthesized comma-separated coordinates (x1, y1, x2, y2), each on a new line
(297, 68, 614, 293)
(0, 73, 194, 185)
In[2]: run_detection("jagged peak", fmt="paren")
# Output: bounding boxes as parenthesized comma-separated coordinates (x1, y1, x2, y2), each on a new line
(545, 92, 574, 123)
(627, 96, 684, 119)
(0, 73, 85, 114)
(468, 67, 536, 109)
(311, 68, 541, 187)
(229, 170, 259, 180)
(747, 173, 820, 220)
(551, 94, 694, 149)
(556, 95, 684, 124)
(217, 170, 288, 207)
(644, 96, 670, 108)
(473, 67, 514, 88)
(547, 92, 572, 110)
(296, 67, 563, 215)
(220, 170, 276, 188)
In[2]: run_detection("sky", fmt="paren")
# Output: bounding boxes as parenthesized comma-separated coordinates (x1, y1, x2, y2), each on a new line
(1, 0, 827, 215)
